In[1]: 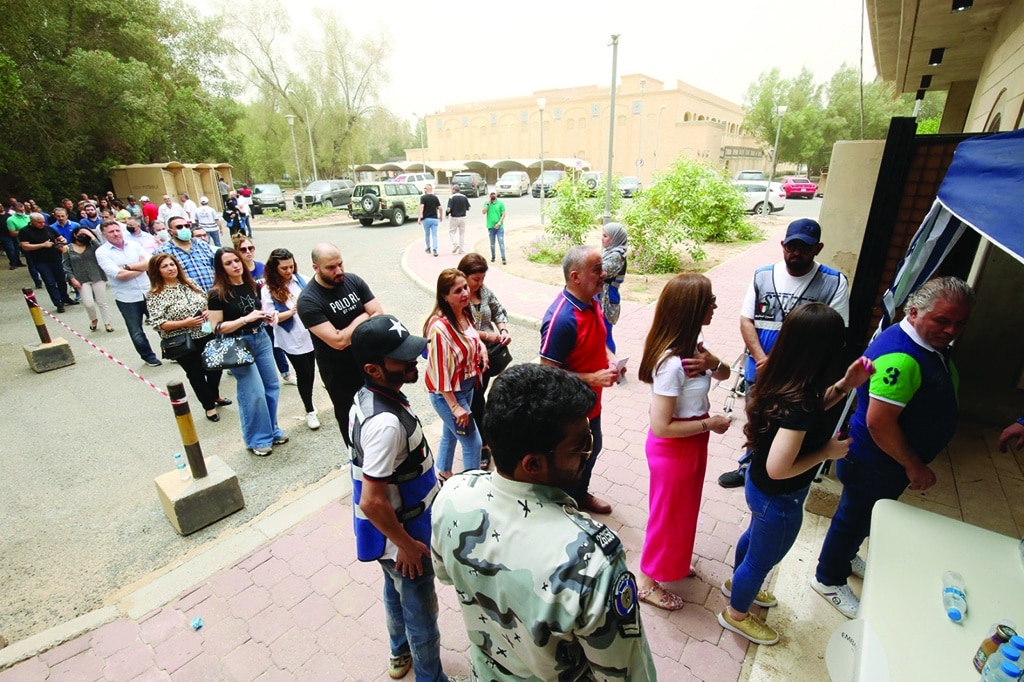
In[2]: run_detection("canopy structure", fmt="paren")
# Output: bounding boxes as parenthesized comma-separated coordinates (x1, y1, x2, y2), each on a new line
(879, 128, 1024, 329)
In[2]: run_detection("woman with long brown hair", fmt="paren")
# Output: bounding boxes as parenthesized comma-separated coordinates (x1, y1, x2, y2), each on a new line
(233, 233, 294, 385)
(261, 248, 319, 430)
(145, 253, 225, 421)
(637, 273, 732, 610)
(423, 268, 487, 482)
(207, 247, 286, 456)
(717, 303, 873, 646)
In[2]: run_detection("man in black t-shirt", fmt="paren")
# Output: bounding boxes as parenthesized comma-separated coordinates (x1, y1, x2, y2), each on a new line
(296, 243, 384, 445)
(417, 184, 442, 256)
(19, 213, 71, 310)
(445, 186, 471, 254)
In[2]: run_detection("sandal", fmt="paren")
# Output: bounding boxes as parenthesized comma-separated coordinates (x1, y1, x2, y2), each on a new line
(638, 583, 686, 611)
(105, 324, 114, 332)
(89, 320, 98, 332)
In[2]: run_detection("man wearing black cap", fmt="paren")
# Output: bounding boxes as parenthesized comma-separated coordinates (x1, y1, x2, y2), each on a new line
(348, 314, 449, 682)
(718, 218, 850, 488)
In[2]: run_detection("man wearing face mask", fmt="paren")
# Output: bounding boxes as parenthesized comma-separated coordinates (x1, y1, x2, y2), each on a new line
(124, 218, 159, 254)
(155, 216, 215, 291)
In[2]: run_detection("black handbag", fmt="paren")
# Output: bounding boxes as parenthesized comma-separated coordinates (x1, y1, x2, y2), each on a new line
(160, 333, 196, 360)
(201, 334, 255, 371)
(486, 343, 513, 377)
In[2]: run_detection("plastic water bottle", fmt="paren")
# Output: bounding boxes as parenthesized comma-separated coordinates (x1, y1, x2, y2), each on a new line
(174, 452, 190, 481)
(982, 644, 1022, 681)
(985, 660, 1023, 682)
(941, 570, 967, 622)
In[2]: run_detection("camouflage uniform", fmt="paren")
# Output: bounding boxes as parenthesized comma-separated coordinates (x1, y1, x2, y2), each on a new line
(431, 470, 656, 681)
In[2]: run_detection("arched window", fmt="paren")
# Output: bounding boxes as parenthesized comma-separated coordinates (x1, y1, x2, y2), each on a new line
(578, 117, 586, 130)
(983, 88, 1007, 132)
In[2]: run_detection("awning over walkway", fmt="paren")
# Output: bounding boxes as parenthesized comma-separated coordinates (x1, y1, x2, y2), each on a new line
(880, 128, 1024, 328)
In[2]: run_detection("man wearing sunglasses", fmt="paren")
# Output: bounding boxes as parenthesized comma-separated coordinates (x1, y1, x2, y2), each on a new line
(718, 218, 850, 488)
(431, 363, 655, 681)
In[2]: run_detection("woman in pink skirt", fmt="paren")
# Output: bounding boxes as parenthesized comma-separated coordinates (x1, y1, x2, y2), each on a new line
(637, 274, 733, 610)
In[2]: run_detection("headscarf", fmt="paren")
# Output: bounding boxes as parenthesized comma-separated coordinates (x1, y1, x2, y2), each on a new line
(602, 222, 628, 279)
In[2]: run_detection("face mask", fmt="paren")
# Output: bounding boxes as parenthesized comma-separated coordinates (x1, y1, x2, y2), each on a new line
(156, 229, 170, 242)
(175, 228, 192, 242)
(76, 234, 92, 244)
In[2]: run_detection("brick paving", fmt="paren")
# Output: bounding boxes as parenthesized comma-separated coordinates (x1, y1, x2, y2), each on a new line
(0, 222, 791, 681)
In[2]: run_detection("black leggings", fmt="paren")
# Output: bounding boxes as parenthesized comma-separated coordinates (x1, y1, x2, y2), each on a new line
(285, 350, 316, 413)
(176, 340, 223, 411)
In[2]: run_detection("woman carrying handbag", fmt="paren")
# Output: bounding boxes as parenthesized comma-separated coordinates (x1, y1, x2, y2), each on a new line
(145, 254, 228, 422)
(207, 247, 287, 457)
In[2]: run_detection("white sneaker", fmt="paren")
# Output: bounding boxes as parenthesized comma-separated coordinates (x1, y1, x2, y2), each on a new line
(850, 554, 867, 579)
(306, 411, 320, 430)
(811, 579, 860, 619)
(282, 373, 297, 386)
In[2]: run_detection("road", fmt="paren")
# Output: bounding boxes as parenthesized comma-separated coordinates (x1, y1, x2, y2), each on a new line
(0, 189, 820, 644)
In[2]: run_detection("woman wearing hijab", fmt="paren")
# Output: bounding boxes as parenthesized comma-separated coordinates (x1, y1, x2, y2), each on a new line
(600, 222, 628, 352)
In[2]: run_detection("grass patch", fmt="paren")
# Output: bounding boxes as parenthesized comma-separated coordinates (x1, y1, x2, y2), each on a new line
(279, 204, 343, 222)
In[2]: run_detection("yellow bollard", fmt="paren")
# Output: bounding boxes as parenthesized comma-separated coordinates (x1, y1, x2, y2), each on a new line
(167, 380, 208, 478)
(22, 288, 51, 344)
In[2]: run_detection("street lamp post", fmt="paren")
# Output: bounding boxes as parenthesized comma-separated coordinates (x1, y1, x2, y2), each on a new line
(537, 97, 546, 226)
(284, 114, 304, 208)
(286, 90, 318, 182)
(762, 105, 788, 215)
(637, 78, 646, 183)
(654, 104, 666, 174)
(603, 34, 620, 224)
(414, 113, 426, 173)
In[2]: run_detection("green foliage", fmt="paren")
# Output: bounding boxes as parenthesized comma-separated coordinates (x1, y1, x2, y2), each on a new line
(523, 235, 570, 265)
(622, 159, 757, 273)
(543, 176, 605, 246)
(916, 117, 941, 134)
(277, 204, 342, 222)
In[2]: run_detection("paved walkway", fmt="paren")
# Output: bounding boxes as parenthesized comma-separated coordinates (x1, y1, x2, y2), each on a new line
(0, 223, 791, 681)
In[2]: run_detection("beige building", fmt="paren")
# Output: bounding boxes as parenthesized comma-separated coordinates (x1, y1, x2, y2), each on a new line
(401, 73, 766, 183)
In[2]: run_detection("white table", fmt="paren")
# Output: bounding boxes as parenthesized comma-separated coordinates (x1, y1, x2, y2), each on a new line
(847, 499, 1024, 681)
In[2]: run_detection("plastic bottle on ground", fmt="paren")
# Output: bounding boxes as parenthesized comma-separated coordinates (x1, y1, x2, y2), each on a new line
(174, 452, 190, 481)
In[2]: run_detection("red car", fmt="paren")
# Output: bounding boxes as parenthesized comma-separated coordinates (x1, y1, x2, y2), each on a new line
(781, 176, 818, 199)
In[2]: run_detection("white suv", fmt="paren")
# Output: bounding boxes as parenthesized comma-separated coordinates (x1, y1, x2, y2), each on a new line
(395, 172, 435, 191)
(495, 171, 530, 197)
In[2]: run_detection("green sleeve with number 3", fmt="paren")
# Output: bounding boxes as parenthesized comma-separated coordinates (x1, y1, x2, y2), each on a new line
(868, 352, 921, 407)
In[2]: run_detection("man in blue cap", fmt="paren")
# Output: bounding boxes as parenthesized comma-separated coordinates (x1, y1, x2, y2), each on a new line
(718, 218, 850, 488)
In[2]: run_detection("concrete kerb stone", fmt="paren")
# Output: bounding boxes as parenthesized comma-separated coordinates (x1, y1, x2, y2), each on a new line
(0, 469, 351, 672)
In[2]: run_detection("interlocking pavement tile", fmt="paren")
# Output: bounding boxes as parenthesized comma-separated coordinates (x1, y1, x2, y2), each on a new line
(228, 584, 273, 620)
(313, 613, 357, 652)
(639, 609, 688, 660)
(152, 628, 203, 674)
(288, 547, 329, 579)
(197, 611, 252, 658)
(250, 556, 293, 590)
(102, 641, 157, 680)
(678, 604, 728, 644)
(269, 533, 308, 562)
(324, 537, 357, 568)
(653, 655, 703, 682)
(717, 625, 752, 662)
(89, 617, 142, 658)
(174, 583, 213, 613)
(701, 499, 747, 526)
(236, 546, 275, 572)
(437, 603, 471, 652)
(49, 650, 104, 680)
(346, 557, 382, 587)
(268, 626, 319, 672)
(209, 565, 254, 599)
(694, 531, 733, 564)
(249, 603, 297, 646)
(269, 573, 314, 610)
(0, 656, 49, 681)
(222, 639, 275, 681)
(680, 637, 742, 682)
(308, 563, 349, 598)
(294, 652, 345, 681)
(290, 592, 336, 632)
(255, 666, 294, 682)
(38, 633, 91, 665)
(128, 668, 172, 681)
(138, 608, 188, 647)
(302, 522, 341, 551)
(607, 482, 646, 507)
(333, 635, 388, 680)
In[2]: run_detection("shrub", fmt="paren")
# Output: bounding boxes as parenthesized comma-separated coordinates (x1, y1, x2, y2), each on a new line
(542, 172, 623, 246)
(523, 234, 570, 265)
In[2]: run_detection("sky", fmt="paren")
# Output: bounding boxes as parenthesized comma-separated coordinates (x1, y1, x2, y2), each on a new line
(202, 0, 875, 124)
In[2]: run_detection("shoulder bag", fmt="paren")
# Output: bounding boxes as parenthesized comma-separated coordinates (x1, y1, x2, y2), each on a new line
(201, 323, 256, 371)
(160, 332, 196, 360)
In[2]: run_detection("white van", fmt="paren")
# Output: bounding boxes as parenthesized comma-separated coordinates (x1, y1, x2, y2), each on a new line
(495, 171, 531, 197)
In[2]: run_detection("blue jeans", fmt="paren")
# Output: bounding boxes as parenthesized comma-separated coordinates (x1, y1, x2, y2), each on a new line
(380, 559, 447, 682)
(429, 384, 481, 473)
(115, 299, 158, 363)
(487, 226, 505, 261)
(240, 214, 252, 237)
(265, 326, 290, 375)
(729, 475, 810, 613)
(815, 454, 909, 586)
(228, 330, 284, 449)
(1, 231, 23, 267)
(422, 218, 439, 252)
(34, 259, 66, 309)
(207, 228, 222, 247)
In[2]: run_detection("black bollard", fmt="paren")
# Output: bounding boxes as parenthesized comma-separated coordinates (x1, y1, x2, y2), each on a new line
(167, 380, 208, 479)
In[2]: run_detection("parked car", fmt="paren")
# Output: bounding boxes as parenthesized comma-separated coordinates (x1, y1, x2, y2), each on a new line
(295, 179, 355, 208)
(531, 170, 566, 197)
(452, 172, 488, 197)
(780, 175, 818, 199)
(250, 184, 286, 214)
(495, 171, 530, 197)
(394, 172, 436, 189)
(618, 176, 643, 198)
(733, 181, 787, 215)
(579, 171, 605, 191)
(348, 182, 422, 226)
(735, 170, 767, 181)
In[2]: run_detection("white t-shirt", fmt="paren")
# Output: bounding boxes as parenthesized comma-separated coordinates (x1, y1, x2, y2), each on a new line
(261, 279, 314, 355)
(357, 411, 409, 561)
(741, 262, 850, 324)
(650, 349, 711, 418)
(236, 195, 252, 216)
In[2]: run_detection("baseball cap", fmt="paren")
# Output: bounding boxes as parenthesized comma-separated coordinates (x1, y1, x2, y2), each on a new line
(200, 196, 209, 204)
(783, 218, 821, 246)
(139, 195, 149, 202)
(351, 315, 427, 366)
(127, 194, 135, 201)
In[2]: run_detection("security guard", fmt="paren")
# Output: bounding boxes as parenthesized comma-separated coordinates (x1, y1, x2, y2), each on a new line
(431, 364, 656, 681)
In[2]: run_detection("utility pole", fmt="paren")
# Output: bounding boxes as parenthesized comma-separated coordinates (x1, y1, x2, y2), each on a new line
(603, 34, 620, 225)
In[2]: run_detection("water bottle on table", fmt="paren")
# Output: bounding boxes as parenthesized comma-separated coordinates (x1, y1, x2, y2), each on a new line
(940, 570, 967, 622)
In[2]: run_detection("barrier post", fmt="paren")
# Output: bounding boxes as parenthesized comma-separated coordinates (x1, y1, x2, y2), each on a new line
(167, 380, 208, 479)
(22, 288, 52, 344)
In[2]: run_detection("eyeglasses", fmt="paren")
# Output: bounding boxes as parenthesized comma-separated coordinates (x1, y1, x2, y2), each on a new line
(239, 246, 255, 253)
(549, 432, 594, 461)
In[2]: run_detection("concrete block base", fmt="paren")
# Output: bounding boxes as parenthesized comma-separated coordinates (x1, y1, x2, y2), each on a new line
(23, 338, 75, 373)
(154, 455, 244, 536)
(805, 471, 843, 519)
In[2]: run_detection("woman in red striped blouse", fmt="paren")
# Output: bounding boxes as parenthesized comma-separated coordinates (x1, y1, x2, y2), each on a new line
(423, 268, 488, 482)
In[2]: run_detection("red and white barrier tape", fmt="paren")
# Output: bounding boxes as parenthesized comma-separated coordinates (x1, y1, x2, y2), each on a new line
(24, 294, 169, 398)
